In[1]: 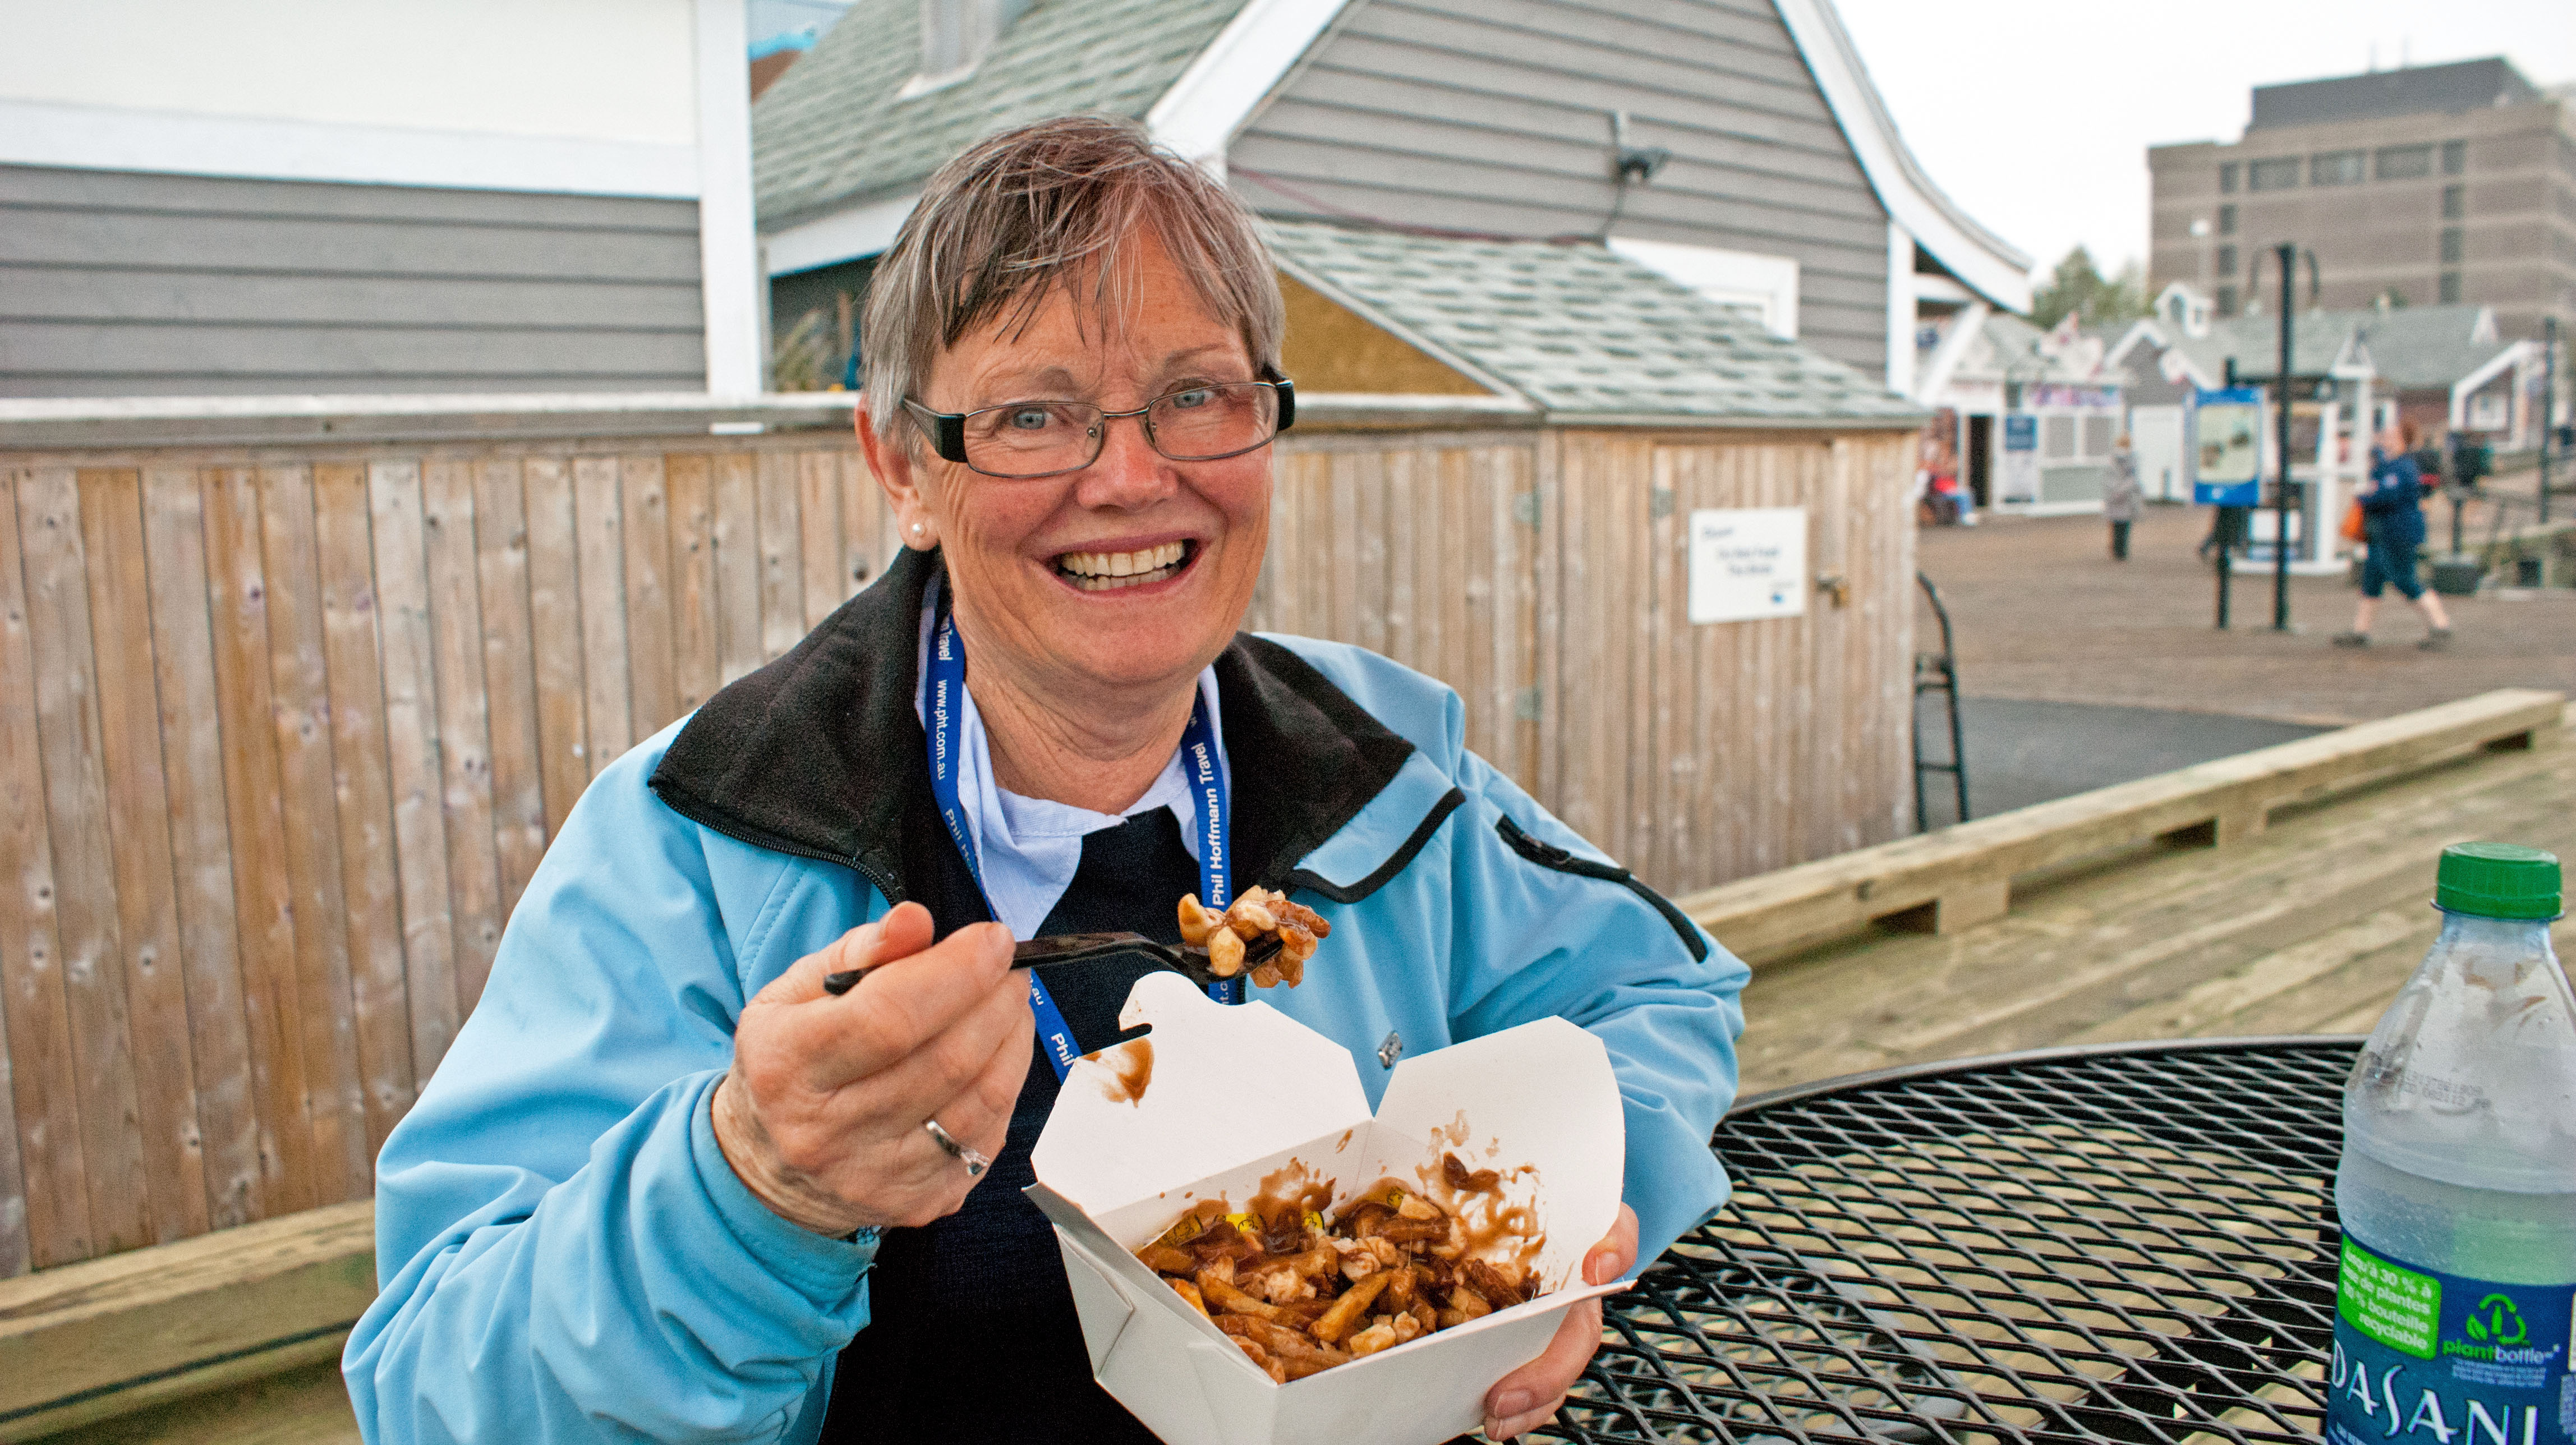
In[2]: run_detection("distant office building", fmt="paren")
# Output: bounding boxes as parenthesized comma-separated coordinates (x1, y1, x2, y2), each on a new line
(2147, 58, 2574, 342)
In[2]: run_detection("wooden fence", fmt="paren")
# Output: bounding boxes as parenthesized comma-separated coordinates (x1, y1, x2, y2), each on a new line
(1, 412, 1914, 1275)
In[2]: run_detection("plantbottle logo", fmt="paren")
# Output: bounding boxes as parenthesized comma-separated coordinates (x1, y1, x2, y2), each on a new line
(2461, 1294, 2527, 1347)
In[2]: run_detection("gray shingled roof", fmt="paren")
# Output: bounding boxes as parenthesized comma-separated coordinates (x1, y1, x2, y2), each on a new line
(753, 0, 1248, 228)
(2167, 305, 2509, 389)
(1265, 219, 1922, 425)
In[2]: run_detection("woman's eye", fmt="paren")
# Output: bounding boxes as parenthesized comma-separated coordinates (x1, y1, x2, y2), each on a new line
(1168, 388, 1214, 410)
(1008, 407, 1055, 430)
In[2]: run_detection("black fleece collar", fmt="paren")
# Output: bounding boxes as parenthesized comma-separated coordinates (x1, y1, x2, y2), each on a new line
(647, 546, 1419, 905)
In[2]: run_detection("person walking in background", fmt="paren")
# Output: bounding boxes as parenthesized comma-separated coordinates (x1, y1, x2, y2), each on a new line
(2336, 420, 2453, 651)
(2447, 429, 2491, 491)
(2101, 432, 2142, 560)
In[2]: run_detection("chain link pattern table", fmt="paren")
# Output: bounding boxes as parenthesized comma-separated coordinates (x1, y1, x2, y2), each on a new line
(1553, 1037, 2362, 1445)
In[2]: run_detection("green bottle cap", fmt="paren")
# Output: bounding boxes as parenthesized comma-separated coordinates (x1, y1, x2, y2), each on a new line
(2434, 843, 2562, 920)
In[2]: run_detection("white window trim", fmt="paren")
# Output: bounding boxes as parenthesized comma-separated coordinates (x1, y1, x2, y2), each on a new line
(1606, 238, 1800, 342)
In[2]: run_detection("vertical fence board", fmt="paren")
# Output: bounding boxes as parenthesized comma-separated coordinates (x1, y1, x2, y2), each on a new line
(311, 463, 415, 1157)
(201, 468, 318, 1218)
(619, 454, 678, 740)
(77, 470, 211, 1243)
(665, 454, 721, 720)
(755, 451, 803, 662)
(573, 457, 633, 777)
(798, 451, 842, 629)
(19, 469, 157, 1259)
(0, 962, 20, 1276)
(369, 461, 461, 1085)
(0, 469, 95, 1268)
(521, 459, 588, 840)
(421, 464, 504, 1018)
(254, 465, 369, 1203)
(140, 467, 263, 1228)
(472, 460, 547, 918)
(712, 453, 762, 685)
(840, 452, 887, 601)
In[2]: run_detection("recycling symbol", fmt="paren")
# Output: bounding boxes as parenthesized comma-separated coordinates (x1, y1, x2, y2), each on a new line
(2464, 1294, 2528, 1346)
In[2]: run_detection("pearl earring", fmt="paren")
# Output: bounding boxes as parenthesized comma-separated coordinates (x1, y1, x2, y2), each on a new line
(912, 522, 926, 537)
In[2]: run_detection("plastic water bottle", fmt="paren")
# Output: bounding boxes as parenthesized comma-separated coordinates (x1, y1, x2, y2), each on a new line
(2331, 843, 2576, 1445)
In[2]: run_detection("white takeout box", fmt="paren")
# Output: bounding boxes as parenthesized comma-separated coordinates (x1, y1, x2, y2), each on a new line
(1027, 971, 1627, 1445)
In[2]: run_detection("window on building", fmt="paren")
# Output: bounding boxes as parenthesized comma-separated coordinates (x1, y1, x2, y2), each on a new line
(2218, 203, 2237, 235)
(2311, 150, 2366, 186)
(2439, 271, 2462, 303)
(2441, 140, 2467, 176)
(2441, 183, 2465, 220)
(2375, 144, 2434, 180)
(2217, 285, 2238, 315)
(2081, 415, 2115, 459)
(2440, 227, 2464, 264)
(2043, 415, 2077, 461)
(2248, 157, 2300, 191)
(2216, 245, 2238, 277)
(2219, 162, 2239, 194)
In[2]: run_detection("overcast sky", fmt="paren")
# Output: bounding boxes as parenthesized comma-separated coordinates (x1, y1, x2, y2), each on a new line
(1831, 0, 2576, 283)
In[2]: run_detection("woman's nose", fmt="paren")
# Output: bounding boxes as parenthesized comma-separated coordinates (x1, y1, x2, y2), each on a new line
(1077, 412, 1178, 510)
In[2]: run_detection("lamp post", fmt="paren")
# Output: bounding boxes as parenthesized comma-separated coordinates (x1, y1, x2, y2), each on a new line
(2273, 243, 2297, 631)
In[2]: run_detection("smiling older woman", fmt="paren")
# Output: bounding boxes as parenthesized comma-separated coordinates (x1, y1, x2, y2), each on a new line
(345, 118, 1748, 1445)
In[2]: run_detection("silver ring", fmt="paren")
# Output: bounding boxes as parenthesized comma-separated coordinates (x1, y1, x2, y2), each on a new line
(923, 1119, 991, 1177)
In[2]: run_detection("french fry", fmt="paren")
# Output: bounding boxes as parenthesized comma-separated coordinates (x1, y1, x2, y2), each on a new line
(1206, 928, 1245, 977)
(1310, 1269, 1391, 1343)
(1201, 1272, 1291, 1323)
(1346, 1319, 1400, 1357)
(1448, 1286, 1493, 1320)
(1139, 1244, 1197, 1275)
(1170, 1278, 1209, 1318)
(1177, 894, 1220, 946)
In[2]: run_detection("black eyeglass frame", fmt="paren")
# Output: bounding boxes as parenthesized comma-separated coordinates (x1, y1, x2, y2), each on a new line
(901, 368, 1296, 478)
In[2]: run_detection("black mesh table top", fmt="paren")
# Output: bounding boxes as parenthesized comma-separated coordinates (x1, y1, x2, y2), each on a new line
(1552, 1037, 2363, 1445)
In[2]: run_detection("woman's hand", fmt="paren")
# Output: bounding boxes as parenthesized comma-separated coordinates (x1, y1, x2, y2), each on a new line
(712, 903, 1033, 1236)
(1481, 1203, 1637, 1440)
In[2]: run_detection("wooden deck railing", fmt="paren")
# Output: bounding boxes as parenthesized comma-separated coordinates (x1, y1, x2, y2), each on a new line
(1676, 687, 2568, 963)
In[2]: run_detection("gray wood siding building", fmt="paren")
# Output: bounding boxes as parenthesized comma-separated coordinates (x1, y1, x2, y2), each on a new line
(1225, 0, 1894, 374)
(1, 165, 709, 397)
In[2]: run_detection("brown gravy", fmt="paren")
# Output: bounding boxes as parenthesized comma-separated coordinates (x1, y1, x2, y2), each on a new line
(1095, 1038, 1153, 1106)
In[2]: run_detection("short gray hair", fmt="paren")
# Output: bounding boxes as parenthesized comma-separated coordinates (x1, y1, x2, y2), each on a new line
(861, 116, 1285, 453)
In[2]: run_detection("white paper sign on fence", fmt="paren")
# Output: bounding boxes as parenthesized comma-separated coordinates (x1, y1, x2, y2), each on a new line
(1686, 507, 1807, 623)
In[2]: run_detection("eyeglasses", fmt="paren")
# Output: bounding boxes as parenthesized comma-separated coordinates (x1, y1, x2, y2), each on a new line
(903, 371, 1295, 480)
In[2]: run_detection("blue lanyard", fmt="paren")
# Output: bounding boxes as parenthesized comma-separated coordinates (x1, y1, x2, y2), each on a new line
(923, 588, 1239, 1081)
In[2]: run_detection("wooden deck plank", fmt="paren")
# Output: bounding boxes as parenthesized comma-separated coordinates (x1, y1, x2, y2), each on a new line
(253, 465, 369, 1204)
(471, 459, 547, 921)
(76, 469, 211, 1245)
(140, 466, 264, 1230)
(200, 468, 317, 1219)
(520, 458, 587, 843)
(309, 464, 414, 1159)
(1736, 728, 2576, 1095)
(365, 462, 459, 1085)
(420, 463, 504, 1018)
(0, 468, 94, 1269)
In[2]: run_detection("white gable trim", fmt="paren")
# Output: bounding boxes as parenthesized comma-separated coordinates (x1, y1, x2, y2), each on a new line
(1146, 0, 1350, 172)
(2450, 341, 2537, 427)
(766, 190, 922, 275)
(1771, 0, 2031, 314)
(0, 97, 699, 197)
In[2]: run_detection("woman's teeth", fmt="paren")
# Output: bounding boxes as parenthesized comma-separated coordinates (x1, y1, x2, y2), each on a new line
(1056, 541, 1188, 591)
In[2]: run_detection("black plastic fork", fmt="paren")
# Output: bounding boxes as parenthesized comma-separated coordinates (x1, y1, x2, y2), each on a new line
(821, 930, 1280, 996)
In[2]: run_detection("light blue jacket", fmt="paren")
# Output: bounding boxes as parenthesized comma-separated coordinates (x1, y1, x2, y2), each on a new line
(346, 554, 1748, 1444)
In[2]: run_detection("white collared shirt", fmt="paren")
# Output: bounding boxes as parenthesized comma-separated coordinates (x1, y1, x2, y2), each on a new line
(915, 600, 1226, 939)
